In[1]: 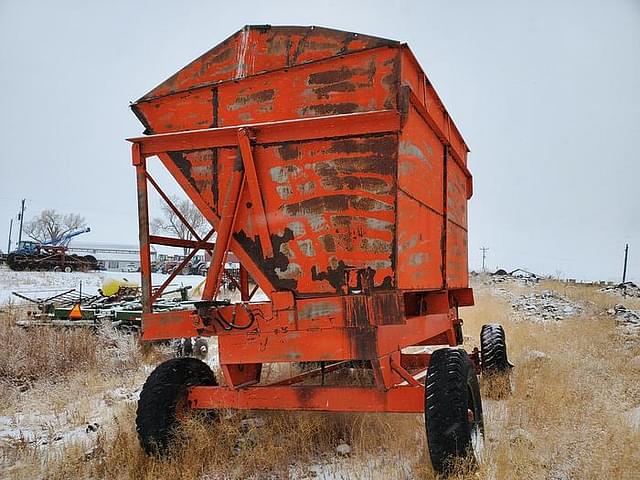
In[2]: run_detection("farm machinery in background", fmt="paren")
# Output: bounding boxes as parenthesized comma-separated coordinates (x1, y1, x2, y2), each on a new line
(12, 277, 194, 332)
(5, 227, 99, 272)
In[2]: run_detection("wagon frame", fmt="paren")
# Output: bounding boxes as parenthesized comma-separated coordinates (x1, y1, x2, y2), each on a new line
(129, 25, 512, 472)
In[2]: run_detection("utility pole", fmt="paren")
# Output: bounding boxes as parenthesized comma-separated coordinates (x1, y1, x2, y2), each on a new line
(622, 243, 629, 284)
(480, 246, 489, 271)
(17, 199, 25, 248)
(7, 218, 13, 253)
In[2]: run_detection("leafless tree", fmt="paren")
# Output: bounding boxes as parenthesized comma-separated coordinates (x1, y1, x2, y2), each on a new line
(24, 209, 87, 244)
(151, 196, 209, 254)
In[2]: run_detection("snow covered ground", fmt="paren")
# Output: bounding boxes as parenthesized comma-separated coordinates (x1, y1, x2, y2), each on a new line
(0, 266, 266, 305)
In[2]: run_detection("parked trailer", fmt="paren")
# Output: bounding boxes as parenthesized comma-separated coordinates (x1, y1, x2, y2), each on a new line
(129, 26, 511, 472)
(6, 228, 98, 272)
(6, 245, 98, 272)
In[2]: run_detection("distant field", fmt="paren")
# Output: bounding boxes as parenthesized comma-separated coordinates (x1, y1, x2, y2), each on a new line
(0, 276, 638, 479)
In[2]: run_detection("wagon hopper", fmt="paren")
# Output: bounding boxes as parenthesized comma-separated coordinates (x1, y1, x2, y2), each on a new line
(128, 25, 511, 472)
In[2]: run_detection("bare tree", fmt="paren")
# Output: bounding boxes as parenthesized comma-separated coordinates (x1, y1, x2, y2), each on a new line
(24, 209, 87, 244)
(151, 196, 209, 254)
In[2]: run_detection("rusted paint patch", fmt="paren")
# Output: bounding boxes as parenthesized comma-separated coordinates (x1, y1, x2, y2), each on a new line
(234, 228, 297, 290)
(328, 135, 396, 157)
(298, 103, 360, 116)
(276, 185, 293, 200)
(278, 144, 300, 161)
(343, 295, 368, 327)
(297, 239, 315, 257)
(270, 165, 301, 183)
(228, 89, 275, 111)
(320, 175, 390, 195)
(319, 234, 336, 253)
(279, 242, 296, 259)
(360, 238, 391, 254)
(399, 140, 425, 161)
(381, 54, 400, 109)
(311, 81, 356, 99)
(297, 181, 316, 194)
(276, 262, 302, 280)
(370, 292, 404, 325)
(348, 327, 377, 360)
(284, 195, 392, 216)
(308, 66, 356, 85)
(330, 215, 393, 232)
(287, 221, 306, 237)
(298, 301, 342, 321)
(168, 152, 194, 187)
(311, 259, 348, 293)
(313, 156, 394, 177)
(306, 61, 376, 99)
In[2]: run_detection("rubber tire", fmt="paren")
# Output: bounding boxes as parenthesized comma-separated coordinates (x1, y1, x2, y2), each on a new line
(64, 265, 73, 273)
(425, 348, 484, 473)
(136, 357, 217, 456)
(193, 338, 209, 359)
(480, 324, 513, 373)
(7, 253, 25, 271)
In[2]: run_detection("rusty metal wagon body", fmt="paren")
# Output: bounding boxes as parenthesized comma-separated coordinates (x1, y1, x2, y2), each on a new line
(129, 26, 507, 471)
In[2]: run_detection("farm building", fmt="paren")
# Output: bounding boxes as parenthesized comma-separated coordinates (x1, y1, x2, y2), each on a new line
(67, 242, 157, 272)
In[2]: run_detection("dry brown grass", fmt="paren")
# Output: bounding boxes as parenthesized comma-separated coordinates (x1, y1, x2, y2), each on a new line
(0, 304, 150, 411)
(2, 280, 640, 479)
(34, 405, 425, 480)
(537, 279, 640, 311)
(0, 305, 101, 407)
(462, 283, 640, 479)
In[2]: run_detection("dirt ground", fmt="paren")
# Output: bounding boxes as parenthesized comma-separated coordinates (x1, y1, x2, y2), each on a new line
(0, 274, 639, 479)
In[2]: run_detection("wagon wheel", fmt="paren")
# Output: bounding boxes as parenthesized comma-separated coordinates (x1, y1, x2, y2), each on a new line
(136, 357, 218, 455)
(193, 338, 209, 360)
(7, 253, 25, 271)
(425, 348, 484, 473)
(480, 324, 513, 373)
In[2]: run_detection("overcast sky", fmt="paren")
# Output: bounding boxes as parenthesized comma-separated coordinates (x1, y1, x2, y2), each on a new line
(1, 0, 638, 281)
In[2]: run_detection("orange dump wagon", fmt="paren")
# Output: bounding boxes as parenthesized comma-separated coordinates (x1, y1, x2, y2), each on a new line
(128, 26, 511, 472)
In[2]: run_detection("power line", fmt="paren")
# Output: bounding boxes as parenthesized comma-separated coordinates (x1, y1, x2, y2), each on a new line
(17, 199, 25, 248)
(480, 246, 489, 271)
(622, 243, 629, 283)
(7, 218, 13, 253)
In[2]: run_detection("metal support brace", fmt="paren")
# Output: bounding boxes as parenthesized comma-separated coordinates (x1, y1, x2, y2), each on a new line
(237, 128, 273, 257)
(133, 144, 152, 314)
(203, 157, 245, 300)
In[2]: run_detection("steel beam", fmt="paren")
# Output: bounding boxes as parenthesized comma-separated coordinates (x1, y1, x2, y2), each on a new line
(188, 384, 424, 413)
(127, 110, 401, 155)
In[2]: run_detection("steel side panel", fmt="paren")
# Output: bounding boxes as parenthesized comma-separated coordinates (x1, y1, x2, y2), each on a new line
(446, 154, 469, 230)
(188, 385, 424, 413)
(141, 26, 398, 101)
(398, 105, 445, 213)
(217, 47, 399, 127)
(167, 136, 399, 296)
(446, 221, 468, 289)
(138, 47, 399, 134)
(240, 134, 398, 294)
(396, 191, 444, 290)
(216, 312, 452, 364)
(141, 310, 200, 340)
(218, 328, 355, 363)
(377, 313, 453, 353)
(135, 89, 215, 134)
(446, 154, 469, 289)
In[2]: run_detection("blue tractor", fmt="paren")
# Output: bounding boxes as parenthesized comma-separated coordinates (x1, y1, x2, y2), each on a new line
(6, 227, 98, 272)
